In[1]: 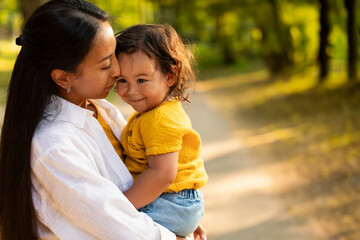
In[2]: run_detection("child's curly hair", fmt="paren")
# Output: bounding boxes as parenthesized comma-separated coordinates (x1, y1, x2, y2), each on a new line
(115, 24, 196, 102)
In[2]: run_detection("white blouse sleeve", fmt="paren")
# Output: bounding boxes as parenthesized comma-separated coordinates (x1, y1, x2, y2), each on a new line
(32, 130, 175, 240)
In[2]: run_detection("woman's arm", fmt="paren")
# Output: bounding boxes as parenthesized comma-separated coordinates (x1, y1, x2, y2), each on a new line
(32, 133, 176, 240)
(124, 151, 178, 209)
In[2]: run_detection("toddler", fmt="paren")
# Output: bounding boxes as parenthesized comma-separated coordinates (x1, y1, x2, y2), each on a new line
(115, 24, 208, 238)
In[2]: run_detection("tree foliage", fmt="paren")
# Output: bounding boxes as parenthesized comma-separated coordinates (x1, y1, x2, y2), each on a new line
(0, 0, 358, 82)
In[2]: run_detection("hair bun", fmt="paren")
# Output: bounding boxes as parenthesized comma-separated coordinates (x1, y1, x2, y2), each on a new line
(15, 35, 22, 46)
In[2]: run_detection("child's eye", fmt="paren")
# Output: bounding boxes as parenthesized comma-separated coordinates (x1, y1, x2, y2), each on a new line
(137, 79, 146, 83)
(117, 79, 127, 83)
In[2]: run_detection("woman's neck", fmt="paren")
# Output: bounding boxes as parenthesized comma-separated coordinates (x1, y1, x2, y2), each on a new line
(85, 100, 98, 118)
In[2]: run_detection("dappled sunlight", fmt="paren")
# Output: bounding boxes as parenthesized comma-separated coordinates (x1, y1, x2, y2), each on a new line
(239, 128, 299, 148)
(199, 69, 319, 115)
(201, 149, 316, 239)
(201, 127, 299, 163)
(235, 74, 317, 108)
(307, 131, 360, 154)
(204, 169, 274, 199)
(202, 165, 278, 237)
(322, 71, 348, 90)
(196, 70, 268, 93)
(200, 127, 315, 238)
(200, 136, 242, 162)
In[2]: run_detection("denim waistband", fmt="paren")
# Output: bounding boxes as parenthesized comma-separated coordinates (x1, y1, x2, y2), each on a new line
(168, 189, 203, 199)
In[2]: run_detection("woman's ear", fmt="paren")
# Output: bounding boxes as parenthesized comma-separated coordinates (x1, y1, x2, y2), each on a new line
(50, 69, 72, 89)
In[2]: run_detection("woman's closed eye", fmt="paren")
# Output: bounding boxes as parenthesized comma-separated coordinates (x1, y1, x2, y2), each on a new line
(101, 58, 113, 70)
(101, 63, 112, 70)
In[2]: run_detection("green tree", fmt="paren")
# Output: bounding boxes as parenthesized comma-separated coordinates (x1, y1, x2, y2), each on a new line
(206, 0, 239, 64)
(248, 0, 294, 75)
(318, 0, 330, 82)
(18, 0, 47, 22)
(0, 0, 22, 37)
(344, 0, 357, 82)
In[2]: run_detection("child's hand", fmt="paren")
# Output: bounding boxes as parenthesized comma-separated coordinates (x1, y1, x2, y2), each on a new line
(193, 224, 207, 240)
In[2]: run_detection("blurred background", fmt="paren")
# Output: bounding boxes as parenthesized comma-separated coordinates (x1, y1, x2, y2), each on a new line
(1, 0, 360, 239)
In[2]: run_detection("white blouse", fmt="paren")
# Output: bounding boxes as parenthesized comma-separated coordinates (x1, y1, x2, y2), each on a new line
(31, 96, 175, 240)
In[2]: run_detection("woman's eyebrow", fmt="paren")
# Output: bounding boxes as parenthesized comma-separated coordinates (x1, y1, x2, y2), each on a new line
(98, 53, 112, 63)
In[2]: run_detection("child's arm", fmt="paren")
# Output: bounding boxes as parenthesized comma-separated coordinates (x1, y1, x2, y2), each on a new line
(124, 151, 178, 209)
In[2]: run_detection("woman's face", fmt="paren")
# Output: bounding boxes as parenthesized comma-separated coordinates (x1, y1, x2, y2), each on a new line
(66, 21, 119, 106)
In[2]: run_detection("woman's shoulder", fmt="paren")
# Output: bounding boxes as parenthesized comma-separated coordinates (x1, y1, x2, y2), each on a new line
(34, 117, 82, 147)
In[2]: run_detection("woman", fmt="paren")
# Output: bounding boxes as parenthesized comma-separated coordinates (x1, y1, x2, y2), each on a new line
(0, 0, 204, 239)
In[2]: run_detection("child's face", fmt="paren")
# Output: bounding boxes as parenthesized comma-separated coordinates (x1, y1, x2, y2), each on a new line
(116, 51, 173, 113)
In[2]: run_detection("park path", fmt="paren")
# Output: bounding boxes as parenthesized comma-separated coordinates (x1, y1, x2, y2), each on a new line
(183, 84, 320, 240)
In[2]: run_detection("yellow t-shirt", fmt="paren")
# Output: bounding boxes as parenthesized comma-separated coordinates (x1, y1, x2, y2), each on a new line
(122, 100, 208, 192)
(94, 103, 124, 161)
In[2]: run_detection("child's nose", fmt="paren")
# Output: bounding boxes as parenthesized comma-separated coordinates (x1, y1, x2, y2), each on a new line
(127, 84, 137, 95)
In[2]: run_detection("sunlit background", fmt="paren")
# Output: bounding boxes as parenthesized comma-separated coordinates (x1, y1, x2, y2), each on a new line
(1, 0, 360, 239)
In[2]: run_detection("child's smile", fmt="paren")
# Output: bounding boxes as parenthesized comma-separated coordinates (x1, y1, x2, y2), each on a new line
(116, 51, 174, 113)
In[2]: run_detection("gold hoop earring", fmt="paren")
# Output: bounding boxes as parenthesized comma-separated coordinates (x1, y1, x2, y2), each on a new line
(66, 87, 71, 93)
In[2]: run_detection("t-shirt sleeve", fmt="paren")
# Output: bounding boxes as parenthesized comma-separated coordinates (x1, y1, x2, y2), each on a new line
(140, 110, 185, 156)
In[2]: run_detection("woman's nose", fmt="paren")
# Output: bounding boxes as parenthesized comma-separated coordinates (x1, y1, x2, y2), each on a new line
(111, 56, 120, 78)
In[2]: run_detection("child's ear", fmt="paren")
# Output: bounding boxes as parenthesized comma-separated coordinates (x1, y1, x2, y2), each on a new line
(50, 69, 72, 90)
(166, 72, 176, 87)
(166, 66, 178, 87)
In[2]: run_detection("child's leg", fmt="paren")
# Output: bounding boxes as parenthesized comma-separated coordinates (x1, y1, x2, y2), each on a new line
(139, 189, 204, 237)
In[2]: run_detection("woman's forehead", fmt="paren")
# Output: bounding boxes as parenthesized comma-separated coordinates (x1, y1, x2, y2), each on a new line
(85, 22, 116, 64)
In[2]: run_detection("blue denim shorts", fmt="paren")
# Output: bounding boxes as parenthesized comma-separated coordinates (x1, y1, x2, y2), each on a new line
(139, 189, 204, 237)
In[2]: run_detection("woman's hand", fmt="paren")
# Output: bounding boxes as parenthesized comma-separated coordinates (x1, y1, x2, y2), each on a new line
(193, 224, 207, 240)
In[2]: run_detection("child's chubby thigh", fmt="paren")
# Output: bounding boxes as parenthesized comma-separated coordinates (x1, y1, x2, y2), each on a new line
(139, 189, 204, 237)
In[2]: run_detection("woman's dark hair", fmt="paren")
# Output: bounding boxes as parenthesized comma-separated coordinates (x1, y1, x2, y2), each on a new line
(115, 24, 196, 102)
(0, 0, 108, 239)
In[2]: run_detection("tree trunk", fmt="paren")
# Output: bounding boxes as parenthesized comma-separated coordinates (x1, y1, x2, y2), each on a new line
(214, 13, 236, 64)
(267, 0, 292, 75)
(153, 0, 166, 23)
(318, 0, 330, 82)
(18, 0, 48, 23)
(345, 0, 357, 82)
(268, 0, 286, 62)
(173, 0, 182, 32)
